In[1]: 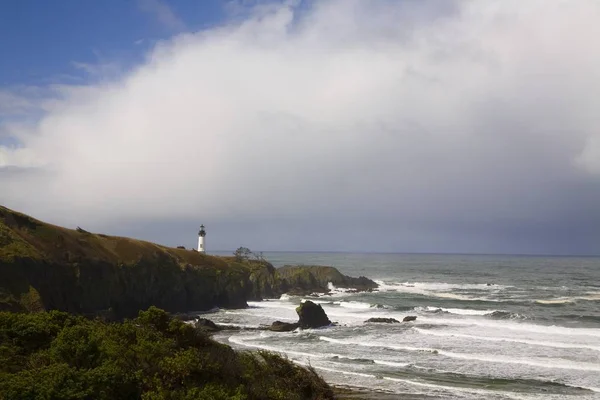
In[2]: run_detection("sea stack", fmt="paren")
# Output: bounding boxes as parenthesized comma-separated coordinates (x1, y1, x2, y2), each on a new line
(296, 300, 332, 328)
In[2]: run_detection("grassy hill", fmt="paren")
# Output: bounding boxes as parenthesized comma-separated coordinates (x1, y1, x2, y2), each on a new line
(0, 206, 276, 318)
(0, 206, 376, 319)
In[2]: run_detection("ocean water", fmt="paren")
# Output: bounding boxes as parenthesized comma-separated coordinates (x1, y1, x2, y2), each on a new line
(209, 253, 600, 399)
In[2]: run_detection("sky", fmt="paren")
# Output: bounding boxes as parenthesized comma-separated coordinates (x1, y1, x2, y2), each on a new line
(1, 0, 600, 255)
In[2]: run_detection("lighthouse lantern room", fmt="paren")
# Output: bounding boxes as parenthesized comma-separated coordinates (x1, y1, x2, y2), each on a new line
(198, 225, 206, 253)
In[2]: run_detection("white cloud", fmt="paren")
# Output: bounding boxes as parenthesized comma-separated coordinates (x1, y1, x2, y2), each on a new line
(1, 0, 600, 252)
(137, 0, 186, 31)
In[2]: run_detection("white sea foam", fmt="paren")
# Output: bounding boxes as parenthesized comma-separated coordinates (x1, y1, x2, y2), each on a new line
(375, 280, 600, 306)
(319, 336, 429, 353)
(534, 292, 600, 304)
(247, 301, 297, 310)
(535, 293, 600, 304)
(413, 328, 600, 352)
(373, 359, 410, 368)
(535, 298, 575, 305)
(300, 297, 333, 304)
(326, 282, 355, 296)
(420, 306, 495, 316)
(416, 316, 600, 338)
(302, 360, 541, 400)
(581, 292, 600, 301)
(304, 299, 386, 310)
(374, 280, 501, 302)
(228, 331, 599, 399)
(334, 301, 373, 310)
(375, 280, 509, 292)
(579, 386, 600, 393)
(381, 377, 547, 400)
(228, 336, 323, 359)
(318, 336, 600, 372)
(433, 350, 600, 372)
(315, 308, 401, 323)
(218, 322, 263, 329)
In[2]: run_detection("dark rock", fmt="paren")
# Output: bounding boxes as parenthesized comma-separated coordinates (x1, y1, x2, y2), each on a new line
(195, 318, 221, 332)
(296, 300, 332, 328)
(177, 245, 186, 249)
(174, 313, 199, 322)
(269, 321, 299, 332)
(403, 316, 417, 322)
(365, 317, 399, 323)
(276, 265, 378, 296)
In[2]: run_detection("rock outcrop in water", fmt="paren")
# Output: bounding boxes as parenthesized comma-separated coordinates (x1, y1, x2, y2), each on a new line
(269, 320, 300, 332)
(403, 316, 417, 322)
(296, 300, 332, 328)
(276, 265, 377, 295)
(365, 317, 399, 323)
(195, 318, 221, 332)
(0, 206, 376, 319)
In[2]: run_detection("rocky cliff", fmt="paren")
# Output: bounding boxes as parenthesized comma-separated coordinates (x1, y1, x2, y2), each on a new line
(0, 206, 376, 318)
(276, 265, 377, 295)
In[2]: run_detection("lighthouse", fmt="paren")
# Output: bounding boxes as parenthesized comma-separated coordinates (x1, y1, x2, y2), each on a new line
(198, 224, 206, 253)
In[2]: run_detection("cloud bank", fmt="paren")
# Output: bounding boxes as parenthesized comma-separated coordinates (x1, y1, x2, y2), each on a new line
(2, 0, 600, 254)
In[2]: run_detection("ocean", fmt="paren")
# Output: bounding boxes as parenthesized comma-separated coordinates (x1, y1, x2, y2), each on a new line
(209, 252, 600, 399)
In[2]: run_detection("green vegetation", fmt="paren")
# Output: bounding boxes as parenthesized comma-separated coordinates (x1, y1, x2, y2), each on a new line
(0, 207, 380, 398)
(0, 206, 275, 317)
(0, 307, 333, 400)
(0, 205, 375, 318)
(233, 247, 265, 262)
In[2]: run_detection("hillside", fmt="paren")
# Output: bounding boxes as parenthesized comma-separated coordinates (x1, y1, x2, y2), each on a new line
(0, 206, 376, 319)
(0, 206, 278, 318)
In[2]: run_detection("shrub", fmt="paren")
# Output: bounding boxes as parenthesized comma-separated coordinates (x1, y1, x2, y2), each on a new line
(0, 308, 333, 400)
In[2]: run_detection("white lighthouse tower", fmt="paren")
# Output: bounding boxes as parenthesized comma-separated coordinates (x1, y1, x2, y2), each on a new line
(198, 224, 206, 253)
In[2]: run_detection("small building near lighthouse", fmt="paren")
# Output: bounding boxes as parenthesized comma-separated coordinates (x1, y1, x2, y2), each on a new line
(198, 225, 206, 253)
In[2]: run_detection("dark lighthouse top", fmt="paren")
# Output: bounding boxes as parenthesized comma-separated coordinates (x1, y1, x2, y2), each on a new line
(198, 225, 206, 237)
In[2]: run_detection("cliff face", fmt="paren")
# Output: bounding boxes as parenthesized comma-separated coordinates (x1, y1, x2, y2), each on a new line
(0, 206, 272, 318)
(0, 206, 377, 318)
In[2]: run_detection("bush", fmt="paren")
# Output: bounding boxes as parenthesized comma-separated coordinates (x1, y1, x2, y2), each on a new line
(0, 308, 333, 400)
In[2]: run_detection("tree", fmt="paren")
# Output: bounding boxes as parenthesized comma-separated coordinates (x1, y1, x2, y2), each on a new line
(233, 247, 252, 262)
(253, 251, 265, 262)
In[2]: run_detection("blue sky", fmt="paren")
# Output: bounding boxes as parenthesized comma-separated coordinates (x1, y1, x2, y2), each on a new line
(0, 0, 225, 88)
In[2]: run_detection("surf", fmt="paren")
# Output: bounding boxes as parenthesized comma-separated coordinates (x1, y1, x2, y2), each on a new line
(413, 328, 600, 352)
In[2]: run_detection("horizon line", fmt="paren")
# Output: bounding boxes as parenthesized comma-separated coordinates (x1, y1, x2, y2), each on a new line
(206, 250, 600, 258)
